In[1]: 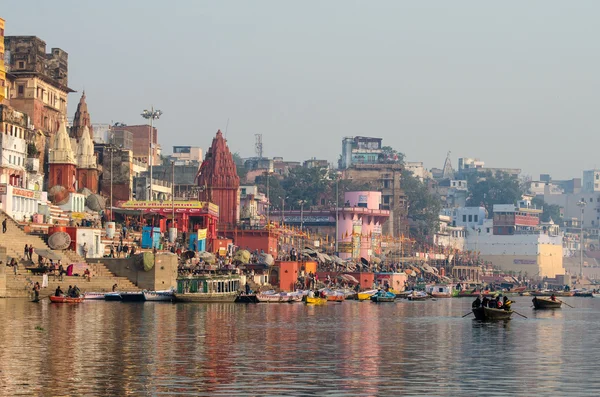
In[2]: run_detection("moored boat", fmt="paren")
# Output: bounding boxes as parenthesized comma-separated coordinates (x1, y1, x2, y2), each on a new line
(104, 292, 122, 301)
(257, 291, 292, 303)
(573, 290, 593, 297)
(235, 293, 259, 303)
(320, 289, 345, 302)
(305, 297, 327, 305)
(531, 290, 573, 297)
(174, 275, 240, 303)
(457, 290, 498, 298)
(407, 291, 430, 301)
(532, 297, 562, 309)
(120, 291, 146, 302)
(370, 290, 396, 303)
(357, 290, 378, 301)
(472, 306, 513, 321)
(49, 295, 85, 303)
(143, 289, 175, 302)
(426, 284, 453, 298)
(84, 292, 106, 300)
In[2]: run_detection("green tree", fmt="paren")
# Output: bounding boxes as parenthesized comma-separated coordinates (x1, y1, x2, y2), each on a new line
(401, 169, 441, 239)
(381, 146, 405, 164)
(532, 197, 563, 225)
(466, 171, 524, 217)
(232, 152, 248, 182)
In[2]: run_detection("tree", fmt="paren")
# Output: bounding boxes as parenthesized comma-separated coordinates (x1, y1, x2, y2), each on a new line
(232, 152, 248, 182)
(466, 171, 524, 217)
(381, 146, 405, 164)
(401, 168, 441, 240)
(532, 197, 563, 225)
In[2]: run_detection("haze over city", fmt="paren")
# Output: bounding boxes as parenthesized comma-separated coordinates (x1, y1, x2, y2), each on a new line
(4, 1, 600, 178)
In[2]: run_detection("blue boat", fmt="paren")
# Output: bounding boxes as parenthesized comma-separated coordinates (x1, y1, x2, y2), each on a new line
(370, 290, 396, 303)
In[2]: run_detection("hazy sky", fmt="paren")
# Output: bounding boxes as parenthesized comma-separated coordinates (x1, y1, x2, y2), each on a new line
(4, 1, 599, 179)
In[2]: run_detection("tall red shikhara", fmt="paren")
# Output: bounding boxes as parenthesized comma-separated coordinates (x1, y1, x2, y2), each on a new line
(197, 130, 240, 226)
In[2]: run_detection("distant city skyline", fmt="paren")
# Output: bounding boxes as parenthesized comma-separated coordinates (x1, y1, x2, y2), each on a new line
(3, 1, 600, 180)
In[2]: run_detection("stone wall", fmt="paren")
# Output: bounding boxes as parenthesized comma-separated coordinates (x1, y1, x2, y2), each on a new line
(0, 247, 7, 297)
(87, 252, 178, 291)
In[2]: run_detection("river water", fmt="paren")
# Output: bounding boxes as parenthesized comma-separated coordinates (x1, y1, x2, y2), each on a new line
(0, 296, 599, 396)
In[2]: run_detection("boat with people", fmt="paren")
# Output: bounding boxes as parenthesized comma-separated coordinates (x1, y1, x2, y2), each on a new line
(472, 306, 513, 321)
(174, 275, 241, 303)
(49, 295, 85, 303)
(357, 289, 378, 301)
(370, 290, 396, 303)
(320, 289, 345, 302)
(532, 296, 562, 309)
(143, 289, 175, 302)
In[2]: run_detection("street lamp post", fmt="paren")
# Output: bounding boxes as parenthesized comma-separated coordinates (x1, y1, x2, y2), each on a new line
(279, 196, 289, 226)
(577, 199, 586, 279)
(141, 107, 163, 201)
(335, 173, 340, 255)
(299, 200, 307, 231)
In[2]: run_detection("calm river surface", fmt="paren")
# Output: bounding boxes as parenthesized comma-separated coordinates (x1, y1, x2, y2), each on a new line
(1, 297, 599, 396)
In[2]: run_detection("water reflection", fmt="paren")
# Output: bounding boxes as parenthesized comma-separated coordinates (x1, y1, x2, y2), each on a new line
(1, 298, 600, 396)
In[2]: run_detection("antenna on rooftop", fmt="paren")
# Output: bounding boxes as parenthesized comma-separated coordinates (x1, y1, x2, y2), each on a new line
(255, 134, 263, 158)
(225, 118, 230, 139)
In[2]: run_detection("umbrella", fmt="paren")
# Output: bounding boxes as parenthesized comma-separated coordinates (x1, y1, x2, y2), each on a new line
(259, 253, 274, 266)
(35, 249, 62, 261)
(340, 274, 359, 284)
(197, 251, 216, 264)
(233, 250, 251, 264)
(360, 257, 369, 266)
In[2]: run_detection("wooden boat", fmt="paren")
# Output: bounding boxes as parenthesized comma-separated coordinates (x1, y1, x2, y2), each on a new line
(49, 295, 85, 303)
(573, 290, 593, 297)
(472, 306, 513, 321)
(120, 291, 146, 302)
(457, 290, 498, 298)
(174, 275, 240, 303)
(257, 291, 293, 303)
(531, 290, 574, 297)
(235, 293, 259, 303)
(426, 284, 453, 298)
(357, 290, 378, 301)
(305, 297, 327, 305)
(320, 289, 345, 302)
(143, 289, 174, 302)
(104, 292, 122, 301)
(593, 293, 600, 298)
(84, 292, 106, 300)
(370, 291, 396, 303)
(407, 291, 430, 301)
(532, 297, 562, 309)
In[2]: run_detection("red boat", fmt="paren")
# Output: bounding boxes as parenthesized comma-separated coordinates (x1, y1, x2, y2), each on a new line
(49, 296, 85, 303)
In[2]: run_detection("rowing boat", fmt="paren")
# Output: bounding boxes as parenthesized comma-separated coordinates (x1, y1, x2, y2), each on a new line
(532, 297, 562, 309)
(370, 290, 396, 303)
(357, 290, 378, 301)
(472, 306, 513, 321)
(305, 297, 327, 305)
(49, 295, 85, 303)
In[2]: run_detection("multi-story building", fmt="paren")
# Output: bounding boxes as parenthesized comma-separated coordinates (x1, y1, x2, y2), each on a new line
(0, 104, 29, 187)
(457, 157, 521, 178)
(582, 169, 600, 193)
(110, 128, 133, 151)
(111, 124, 160, 164)
(303, 158, 329, 169)
(0, 18, 6, 103)
(172, 146, 202, 164)
(239, 185, 268, 226)
(465, 197, 564, 278)
(341, 136, 384, 169)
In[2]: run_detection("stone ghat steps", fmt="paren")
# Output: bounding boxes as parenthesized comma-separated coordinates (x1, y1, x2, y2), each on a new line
(6, 274, 139, 298)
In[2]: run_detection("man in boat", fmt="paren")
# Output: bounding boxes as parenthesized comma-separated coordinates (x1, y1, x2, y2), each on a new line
(55, 286, 63, 297)
(33, 282, 40, 301)
(550, 293, 557, 301)
(245, 283, 251, 294)
(308, 290, 315, 298)
(481, 296, 490, 308)
(502, 296, 512, 311)
(67, 285, 73, 296)
(472, 295, 482, 308)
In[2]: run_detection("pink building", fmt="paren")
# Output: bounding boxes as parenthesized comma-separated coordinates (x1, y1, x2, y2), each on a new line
(337, 191, 390, 260)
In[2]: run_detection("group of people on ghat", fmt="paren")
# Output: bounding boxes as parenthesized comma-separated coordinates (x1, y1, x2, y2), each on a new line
(54, 285, 82, 298)
(472, 295, 512, 311)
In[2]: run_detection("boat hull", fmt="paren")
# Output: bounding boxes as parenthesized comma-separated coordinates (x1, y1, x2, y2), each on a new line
(104, 293, 122, 301)
(84, 292, 106, 300)
(49, 296, 85, 303)
(532, 298, 562, 309)
(143, 291, 174, 302)
(174, 292, 237, 303)
(357, 290, 377, 301)
(472, 306, 513, 321)
(371, 296, 396, 302)
(120, 292, 146, 302)
(235, 294, 259, 303)
(305, 297, 327, 305)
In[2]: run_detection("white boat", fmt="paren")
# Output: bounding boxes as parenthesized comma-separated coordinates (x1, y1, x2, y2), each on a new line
(143, 289, 175, 302)
(257, 291, 292, 303)
(426, 284, 453, 298)
(407, 291, 430, 301)
(593, 293, 600, 298)
(84, 292, 106, 300)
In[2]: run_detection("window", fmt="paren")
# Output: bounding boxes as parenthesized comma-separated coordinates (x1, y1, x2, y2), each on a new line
(474, 215, 478, 222)
(17, 85, 24, 96)
(462, 215, 466, 222)
(18, 61, 25, 69)
(591, 198, 593, 203)
(487, 228, 490, 233)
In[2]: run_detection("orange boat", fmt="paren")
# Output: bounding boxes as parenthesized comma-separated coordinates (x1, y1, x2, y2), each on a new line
(49, 296, 85, 303)
(326, 294, 345, 302)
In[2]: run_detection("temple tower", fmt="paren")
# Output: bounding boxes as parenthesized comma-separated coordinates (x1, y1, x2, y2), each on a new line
(76, 125, 98, 193)
(197, 130, 240, 226)
(70, 91, 93, 140)
(48, 116, 77, 192)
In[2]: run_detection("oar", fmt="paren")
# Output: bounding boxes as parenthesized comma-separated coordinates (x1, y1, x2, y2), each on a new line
(558, 299, 574, 308)
(512, 311, 528, 319)
(462, 311, 474, 318)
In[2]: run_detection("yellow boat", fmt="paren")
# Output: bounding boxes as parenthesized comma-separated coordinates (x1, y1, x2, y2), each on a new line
(305, 297, 327, 305)
(357, 289, 378, 301)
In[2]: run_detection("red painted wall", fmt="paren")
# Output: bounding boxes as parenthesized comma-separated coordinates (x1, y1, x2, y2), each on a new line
(277, 261, 299, 291)
(48, 163, 77, 192)
(234, 233, 278, 257)
(77, 169, 98, 194)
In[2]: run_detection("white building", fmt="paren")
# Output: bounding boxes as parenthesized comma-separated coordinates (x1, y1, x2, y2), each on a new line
(442, 207, 486, 229)
(543, 192, 600, 229)
(405, 161, 431, 181)
(172, 146, 203, 164)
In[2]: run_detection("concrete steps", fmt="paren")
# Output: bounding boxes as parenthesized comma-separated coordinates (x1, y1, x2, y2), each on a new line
(6, 274, 139, 298)
(47, 203, 70, 226)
